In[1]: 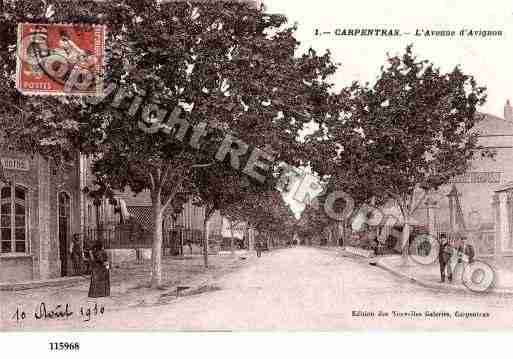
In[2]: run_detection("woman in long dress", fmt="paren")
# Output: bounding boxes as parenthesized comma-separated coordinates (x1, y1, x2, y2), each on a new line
(88, 241, 111, 298)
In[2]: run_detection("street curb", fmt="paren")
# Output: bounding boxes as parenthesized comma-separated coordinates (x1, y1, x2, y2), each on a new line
(343, 246, 375, 258)
(375, 258, 513, 296)
(0, 275, 89, 291)
(314, 245, 368, 256)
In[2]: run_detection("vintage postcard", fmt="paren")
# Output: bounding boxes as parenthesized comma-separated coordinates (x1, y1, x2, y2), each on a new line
(2, 0, 513, 351)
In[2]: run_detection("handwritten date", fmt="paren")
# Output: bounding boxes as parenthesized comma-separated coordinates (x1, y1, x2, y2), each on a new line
(12, 302, 105, 322)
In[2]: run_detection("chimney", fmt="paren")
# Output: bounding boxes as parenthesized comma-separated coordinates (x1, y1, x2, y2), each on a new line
(505, 100, 512, 121)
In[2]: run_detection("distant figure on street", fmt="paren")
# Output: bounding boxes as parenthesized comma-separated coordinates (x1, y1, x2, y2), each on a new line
(70, 234, 84, 276)
(88, 241, 111, 298)
(338, 236, 344, 247)
(438, 233, 453, 283)
(256, 240, 262, 258)
(368, 231, 380, 255)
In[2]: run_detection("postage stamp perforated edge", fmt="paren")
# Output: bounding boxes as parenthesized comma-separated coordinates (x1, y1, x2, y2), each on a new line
(15, 22, 107, 97)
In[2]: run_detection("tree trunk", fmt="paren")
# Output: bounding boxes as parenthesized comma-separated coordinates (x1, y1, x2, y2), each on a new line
(339, 221, 345, 246)
(401, 221, 411, 264)
(150, 193, 163, 288)
(203, 206, 214, 268)
(247, 224, 254, 251)
(244, 223, 249, 249)
(332, 225, 338, 246)
(94, 200, 103, 245)
(203, 216, 209, 268)
(95, 202, 101, 230)
(244, 223, 251, 250)
(229, 220, 235, 254)
(179, 229, 184, 257)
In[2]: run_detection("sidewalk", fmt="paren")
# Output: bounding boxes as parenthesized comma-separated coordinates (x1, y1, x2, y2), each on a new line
(1, 252, 255, 326)
(376, 255, 513, 295)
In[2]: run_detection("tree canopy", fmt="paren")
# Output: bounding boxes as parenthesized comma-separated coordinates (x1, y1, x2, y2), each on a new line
(1, 0, 337, 286)
(304, 45, 488, 251)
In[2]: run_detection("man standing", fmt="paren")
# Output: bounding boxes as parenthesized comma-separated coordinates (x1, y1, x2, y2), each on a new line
(458, 236, 475, 264)
(256, 239, 262, 258)
(438, 233, 453, 283)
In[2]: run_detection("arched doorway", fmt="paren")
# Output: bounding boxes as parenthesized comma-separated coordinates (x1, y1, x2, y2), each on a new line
(58, 192, 71, 277)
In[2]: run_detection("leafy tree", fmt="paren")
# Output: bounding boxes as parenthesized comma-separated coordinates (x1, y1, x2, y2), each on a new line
(0, 1, 88, 165)
(311, 46, 487, 258)
(191, 160, 273, 266)
(303, 136, 385, 246)
(221, 188, 297, 249)
(1, 0, 337, 287)
(296, 200, 325, 245)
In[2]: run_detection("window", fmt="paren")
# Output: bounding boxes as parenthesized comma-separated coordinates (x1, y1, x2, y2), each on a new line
(0, 184, 28, 254)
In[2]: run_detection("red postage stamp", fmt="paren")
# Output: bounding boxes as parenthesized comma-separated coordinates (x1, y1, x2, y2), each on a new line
(16, 23, 106, 96)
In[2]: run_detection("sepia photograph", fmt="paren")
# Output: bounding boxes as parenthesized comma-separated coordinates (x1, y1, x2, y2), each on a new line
(1, 0, 513, 355)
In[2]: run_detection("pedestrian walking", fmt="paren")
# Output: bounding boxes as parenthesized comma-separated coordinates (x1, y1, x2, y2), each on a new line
(88, 241, 111, 298)
(256, 240, 262, 258)
(438, 233, 453, 283)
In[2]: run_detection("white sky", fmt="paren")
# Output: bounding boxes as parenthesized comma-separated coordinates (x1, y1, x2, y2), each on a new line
(264, 0, 513, 118)
(265, 0, 513, 216)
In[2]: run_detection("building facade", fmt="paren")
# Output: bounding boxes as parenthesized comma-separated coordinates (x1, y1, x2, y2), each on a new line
(0, 149, 233, 283)
(0, 152, 82, 282)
